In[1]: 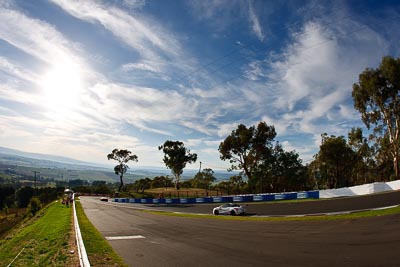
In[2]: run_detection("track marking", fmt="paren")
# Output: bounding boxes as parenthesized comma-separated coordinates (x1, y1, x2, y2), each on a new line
(105, 235, 146, 240)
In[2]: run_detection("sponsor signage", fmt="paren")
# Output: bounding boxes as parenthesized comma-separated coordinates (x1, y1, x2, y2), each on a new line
(233, 196, 243, 202)
(297, 192, 307, 199)
(213, 197, 222, 202)
(165, 198, 172, 204)
(253, 195, 263, 201)
(274, 194, 285, 200)
(196, 198, 205, 203)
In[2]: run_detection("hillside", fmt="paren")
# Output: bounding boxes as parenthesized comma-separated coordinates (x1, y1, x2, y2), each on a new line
(0, 147, 234, 183)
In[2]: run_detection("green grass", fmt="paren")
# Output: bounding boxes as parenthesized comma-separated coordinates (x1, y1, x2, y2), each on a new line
(0, 201, 76, 267)
(143, 205, 400, 221)
(75, 200, 127, 267)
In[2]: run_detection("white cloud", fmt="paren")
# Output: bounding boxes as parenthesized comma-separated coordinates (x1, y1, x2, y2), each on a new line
(248, 1, 264, 41)
(216, 122, 239, 138)
(0, 57, 38, 83)
(121, 62, 161, 73)
(50, 0, 181, 62)
(122, 0, 146, 10)
(0, 6, 81, 66)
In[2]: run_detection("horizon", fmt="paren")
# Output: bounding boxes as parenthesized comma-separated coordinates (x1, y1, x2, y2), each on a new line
(0, 1, 399, 170)
(0, 145, 233, 173)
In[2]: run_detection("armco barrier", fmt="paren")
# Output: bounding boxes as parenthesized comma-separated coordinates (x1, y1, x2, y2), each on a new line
(113, 189, 320, 205)
(73, 195, 90, 267)
(112, 179, 400, 204)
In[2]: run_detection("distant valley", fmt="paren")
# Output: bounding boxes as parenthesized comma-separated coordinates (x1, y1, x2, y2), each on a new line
(0, 147, 233, 183)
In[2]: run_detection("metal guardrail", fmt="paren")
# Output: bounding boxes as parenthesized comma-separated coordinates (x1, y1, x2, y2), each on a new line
(113, 191, 320, 204)
(73, 194, 91, 267)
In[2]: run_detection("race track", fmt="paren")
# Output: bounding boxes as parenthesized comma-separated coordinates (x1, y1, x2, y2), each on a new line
(80, 191, 400, 266)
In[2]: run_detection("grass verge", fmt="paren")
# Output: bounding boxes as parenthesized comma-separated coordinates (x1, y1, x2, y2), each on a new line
(143, 205, 400, 221)
(75, 200, 127, 267)
(0, 201, 77, 266)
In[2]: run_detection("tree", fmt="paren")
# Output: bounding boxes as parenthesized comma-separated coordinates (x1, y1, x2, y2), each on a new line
(270, 147, 307, 192)
(159, 140, 197, 189)
(219, 122, 277, 189)
(229, 175, 244, 194)
(16, 186, 35, 208)
(347, 127, 375, 184)
(134, 178, 151, 193)
(151, 176, 173, 189)
(0, 186, 15, 209)
(313, 134, 356, 189)
(28, 197, 42, 216)
(193, 168, 216, 192)
(107, 148, 138, 192)
(352, 56, 400, 179)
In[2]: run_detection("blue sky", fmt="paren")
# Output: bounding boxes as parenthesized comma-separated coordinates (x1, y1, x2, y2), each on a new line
(0, 0, 399, 170)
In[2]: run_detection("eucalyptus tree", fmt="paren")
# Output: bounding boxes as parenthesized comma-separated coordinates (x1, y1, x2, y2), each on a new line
(352, 56, 400, 179)
(218, 121, 277, 192)
(313, 134, 356, 189)
(158, 140, 197, 189)
(347, 127, 375, 184)
(193, 168, 216, 192)
(107, 148, 138, 192)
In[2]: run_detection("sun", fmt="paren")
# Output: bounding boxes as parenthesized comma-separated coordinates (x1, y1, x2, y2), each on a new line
(41, 59, 83, 115)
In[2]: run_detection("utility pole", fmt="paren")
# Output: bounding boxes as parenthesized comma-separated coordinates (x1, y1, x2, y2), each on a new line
(34, 171, 40, 195)
(198, 161, 202, 173)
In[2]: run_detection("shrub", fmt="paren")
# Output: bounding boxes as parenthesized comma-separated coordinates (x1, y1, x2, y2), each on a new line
(28, 197, 42, 216)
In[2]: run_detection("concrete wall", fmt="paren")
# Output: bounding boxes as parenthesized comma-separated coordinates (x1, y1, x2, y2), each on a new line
(319, 180, 400, 198)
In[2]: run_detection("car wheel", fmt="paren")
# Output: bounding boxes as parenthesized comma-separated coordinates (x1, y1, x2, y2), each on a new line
(214, 210, 219, 215)
(230, 210, 236, 216)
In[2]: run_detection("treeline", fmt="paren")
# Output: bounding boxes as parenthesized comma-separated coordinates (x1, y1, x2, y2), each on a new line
(0, 186, 65, 210)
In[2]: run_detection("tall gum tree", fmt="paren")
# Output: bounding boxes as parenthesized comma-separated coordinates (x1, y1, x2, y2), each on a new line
(107, 148, 138, 192)
(352, 56, 400, 179)
(158, 140, 197, 189)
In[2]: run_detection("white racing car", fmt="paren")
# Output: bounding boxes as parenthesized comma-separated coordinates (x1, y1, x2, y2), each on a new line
(213, 203, 247, 215)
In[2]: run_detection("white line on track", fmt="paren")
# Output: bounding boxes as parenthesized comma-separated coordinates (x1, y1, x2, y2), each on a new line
(105, 235, 146, 240)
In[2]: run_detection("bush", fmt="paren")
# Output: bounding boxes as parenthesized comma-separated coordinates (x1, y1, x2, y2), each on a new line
(28, 197, 42, 216)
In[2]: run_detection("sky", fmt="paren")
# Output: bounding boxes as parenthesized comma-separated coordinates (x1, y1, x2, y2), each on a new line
(0, 0, 399, 171)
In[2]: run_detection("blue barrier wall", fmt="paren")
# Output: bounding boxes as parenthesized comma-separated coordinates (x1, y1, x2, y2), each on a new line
(113, 189, 319, 204)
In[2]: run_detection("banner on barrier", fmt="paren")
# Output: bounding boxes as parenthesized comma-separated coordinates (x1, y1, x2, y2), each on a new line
(233, 196, 243, 202)
(196, 198, 205, 203)
(253, 195, 263, 201)
(213, 197, 222, 202)
(297, 192, 307, 199)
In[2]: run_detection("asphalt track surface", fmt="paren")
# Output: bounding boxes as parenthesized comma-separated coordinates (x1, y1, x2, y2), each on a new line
(80, 191, 400, 267)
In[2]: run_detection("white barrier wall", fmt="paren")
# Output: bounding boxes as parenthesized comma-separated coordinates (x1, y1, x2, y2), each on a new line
(319, 180, 400, 198)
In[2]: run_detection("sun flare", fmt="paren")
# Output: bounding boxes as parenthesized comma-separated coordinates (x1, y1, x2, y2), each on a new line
(41, 60, 83, 115)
